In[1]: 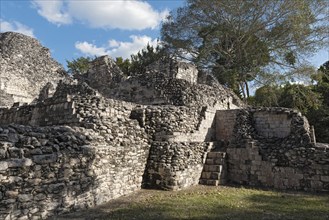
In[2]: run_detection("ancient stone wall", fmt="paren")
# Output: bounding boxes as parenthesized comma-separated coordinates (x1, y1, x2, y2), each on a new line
(253, 111, 292, 138)
(175, 62, 198, 84)
(143, 142, 213, 190)
(131, 106, 201, 139)
(0, 82, 137, 128)
(1, 32, 328, 220)
(145, 58, 198, 84)
(0, 92, 150, 219)
(216, 108, 329, 192)
(0, 98, 78, 126)
(227, 142, 329, 191)
(108, 71, 243, 108)
(216, 110, 238, 142)
(0, 32, 67, 107)
(75, 56, 126, 97)
(132, 99, 236, 190)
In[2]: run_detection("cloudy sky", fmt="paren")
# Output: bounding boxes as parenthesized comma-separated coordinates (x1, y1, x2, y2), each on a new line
(0, 0, 184, 67)
(0, 0, 327, 70)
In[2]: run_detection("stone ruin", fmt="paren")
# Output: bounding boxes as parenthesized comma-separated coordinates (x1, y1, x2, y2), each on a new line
(0, 32, 328, 220)
(0, 32, 66, 108)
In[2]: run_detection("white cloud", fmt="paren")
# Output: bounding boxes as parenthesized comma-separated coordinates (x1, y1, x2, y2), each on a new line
(32, 0, 71, 25)
(75, 35, 158, 59)
(108, 35, 158, 58)
(31, 0, 168, 30)
(0, 19, 35, 37)
(75, 41, 108, 57)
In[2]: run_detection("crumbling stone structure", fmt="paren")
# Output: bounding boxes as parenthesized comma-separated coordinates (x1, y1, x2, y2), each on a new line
(0, 32, 328, 220)
(0, 32, 67, 108)
(217, 108, 329, 191)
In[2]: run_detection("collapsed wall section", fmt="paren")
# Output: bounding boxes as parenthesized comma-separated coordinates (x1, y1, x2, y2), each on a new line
(216, 108, 329, 192)
(108, 72, 243, 108)
(0, 32, 67, 108)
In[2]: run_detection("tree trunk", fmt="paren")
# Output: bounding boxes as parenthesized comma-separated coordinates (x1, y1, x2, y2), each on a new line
(245, 81, 250, 98)
(239, 82, 246, 100)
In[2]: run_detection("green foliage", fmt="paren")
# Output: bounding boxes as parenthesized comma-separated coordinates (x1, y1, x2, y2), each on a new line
(307, 106, 329, 143)
(254, 84, 321, 114)
(307, 61, 329, 143)
(315, 61, 329, 105)
(130, 44, 168, 75)
(253, 61, 329, 143)
(161, 0, 328, 98)
(115, 57, 131, 76)
(66, 57, 93, 75)
(278, 84, 321, 114)
(254, 85, 281, 107)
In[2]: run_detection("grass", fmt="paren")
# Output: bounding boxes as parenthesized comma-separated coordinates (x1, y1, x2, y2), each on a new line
(54, 185, 329, 220)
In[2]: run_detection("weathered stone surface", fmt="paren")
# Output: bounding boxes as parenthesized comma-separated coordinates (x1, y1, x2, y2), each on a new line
(217, 108, 329, 192)
(143, 142, 213, 190)
(0, 32, 67, 107)
(74, 55, 126, 96)
(0, 33, 328, 220)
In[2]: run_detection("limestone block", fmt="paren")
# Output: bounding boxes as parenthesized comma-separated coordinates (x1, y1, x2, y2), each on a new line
(7, 158, 32, 167)
(0, 161, 8, 170)
(33, 154, 57, 164)
(321, 175, 329, 182)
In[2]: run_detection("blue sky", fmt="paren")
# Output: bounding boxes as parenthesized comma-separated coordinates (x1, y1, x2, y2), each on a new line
(0, 0, 185, 68)
(0, 0, 328, 70)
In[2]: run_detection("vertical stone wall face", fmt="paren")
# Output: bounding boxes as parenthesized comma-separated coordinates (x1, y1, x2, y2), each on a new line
(75, 56, 126, 97)
(216, 110, 239, 142)
(0, 92, 151, 219)
(0, 124, 150, 220)
(143, 142, 212, 190)
(145, 58, 198, 84)
(133, 97, 237, 190)
(176, 62, 198, 84)
(227, 143, 329, 191)
(0, 98, 79, 126)
(253, 111, 291, 138)
(216, 108, 329, 192)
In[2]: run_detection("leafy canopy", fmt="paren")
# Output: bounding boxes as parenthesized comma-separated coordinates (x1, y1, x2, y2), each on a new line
(66, 57, 92, 75)
(161, 0, 328, 98)
(253, 61, 329, 143)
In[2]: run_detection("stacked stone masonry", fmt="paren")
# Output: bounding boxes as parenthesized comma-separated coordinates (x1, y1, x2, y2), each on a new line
(217, 108, 329, 191)
(0, 32, 66, 108)
(0, 32, 328, 220)
(0, 93, 150, 219)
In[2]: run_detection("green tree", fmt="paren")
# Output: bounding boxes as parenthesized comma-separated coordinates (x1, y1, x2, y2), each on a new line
(307, 61, 329, 143)
(130, 43, 169, 75)
(253, 85, 282, 107)
(115, 57, 131, 76)
(66, 56, 93, 75)
(161, 0, 328, 99)
(278, 83, 321, 114)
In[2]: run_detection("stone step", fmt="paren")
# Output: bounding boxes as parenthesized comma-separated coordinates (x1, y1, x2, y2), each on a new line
(199, 178, 227, 186)
(205, 158, 225, 165)
(201, 171, 223, 179)
(203, 164, 223, 172)
(207, 151, 226, 159)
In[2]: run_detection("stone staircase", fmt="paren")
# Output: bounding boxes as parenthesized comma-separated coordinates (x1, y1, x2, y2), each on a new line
(199, 151, 227, 186)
